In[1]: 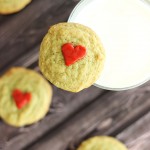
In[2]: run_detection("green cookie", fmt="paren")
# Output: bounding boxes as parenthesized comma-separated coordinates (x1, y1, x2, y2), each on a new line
(0, 67, 52, 127)
(77, 136, 128, 150)
(39, 23, 105, 92)
(0, 0, 31, 14)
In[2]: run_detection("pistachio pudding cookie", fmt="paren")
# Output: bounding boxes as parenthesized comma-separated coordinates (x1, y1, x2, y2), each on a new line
(0, 67, 52, 127)
(39, 23, 105, 92)
(77, 136, 128, 150)
(0, 0, 31, 14)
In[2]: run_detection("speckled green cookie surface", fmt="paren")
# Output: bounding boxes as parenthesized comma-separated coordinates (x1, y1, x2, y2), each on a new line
(0, 0, 31, 14)
(0, 67, 52, 127)
(77, 136, 128, 150)
(39, 23, 105, 92)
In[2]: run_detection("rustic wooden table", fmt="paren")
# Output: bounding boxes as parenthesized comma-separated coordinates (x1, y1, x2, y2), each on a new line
(0, 0, 150, 150)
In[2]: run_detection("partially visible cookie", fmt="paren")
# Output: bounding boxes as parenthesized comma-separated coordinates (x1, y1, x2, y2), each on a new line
(39, 23, 105, 92)
(0, 67, 52, 127)
(0, 0, 31, 14)
(77, 136, 128, 150)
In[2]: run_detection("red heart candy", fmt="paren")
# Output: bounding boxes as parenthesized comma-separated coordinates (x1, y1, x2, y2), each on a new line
(62, 43, 86, 66)
(12, 89, 32, 109)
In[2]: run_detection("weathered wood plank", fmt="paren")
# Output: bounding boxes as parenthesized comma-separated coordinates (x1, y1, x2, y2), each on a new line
(0, 0, 79, 71)
(0, 45, 39, 75)
(0, 15, 9, 26)
(26, 82, 150, 150)
(117, 111, 150, 150)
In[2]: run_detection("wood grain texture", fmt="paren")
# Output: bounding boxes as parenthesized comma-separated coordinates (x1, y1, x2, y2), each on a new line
(27, 82, 150, 150)
(0, 45, 39, 75)
(117, 112, 150, 150)
(0, 0, 79, 72)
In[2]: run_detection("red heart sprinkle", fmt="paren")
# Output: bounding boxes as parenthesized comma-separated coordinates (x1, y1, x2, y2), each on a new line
(12, 89, 32, 109)
(62, 43, 86, 66)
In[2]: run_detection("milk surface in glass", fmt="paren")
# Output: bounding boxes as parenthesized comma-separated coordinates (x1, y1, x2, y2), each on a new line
(69, 0, 150, 90)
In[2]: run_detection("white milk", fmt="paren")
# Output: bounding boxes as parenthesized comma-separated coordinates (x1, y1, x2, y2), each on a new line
(69, 0, 150, 90)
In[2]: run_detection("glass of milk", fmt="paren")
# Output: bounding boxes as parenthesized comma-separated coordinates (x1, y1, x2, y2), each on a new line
(68, 0, 150, 91)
